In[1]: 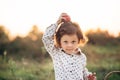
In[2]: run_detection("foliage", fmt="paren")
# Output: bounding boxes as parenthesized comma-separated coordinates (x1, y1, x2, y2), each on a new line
(0, 26, 120, 80)
(80, 44, 120, 80)
(0, 57, 54, 80)
(0, 26, 10, 55)
(0, 44, 120, 80)
(6, 25, 47, 61)
(86, 28, 120, 46)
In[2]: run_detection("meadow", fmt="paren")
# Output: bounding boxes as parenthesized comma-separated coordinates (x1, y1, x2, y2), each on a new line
(0, 44, 120, 80)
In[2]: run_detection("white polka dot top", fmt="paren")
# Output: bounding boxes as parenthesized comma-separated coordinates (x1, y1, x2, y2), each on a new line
(42, 23, 91, 80)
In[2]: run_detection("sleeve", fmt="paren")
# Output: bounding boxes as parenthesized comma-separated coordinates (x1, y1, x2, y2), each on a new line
(82, 53, 92, 80)
(42, 23, 58, 57)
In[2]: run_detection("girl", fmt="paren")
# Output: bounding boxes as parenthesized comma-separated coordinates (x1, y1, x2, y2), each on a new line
(42, 13, 96, 80)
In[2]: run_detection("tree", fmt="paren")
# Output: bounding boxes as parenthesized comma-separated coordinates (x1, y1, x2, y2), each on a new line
(86, 28, 112, 45)
(0, 26, 9, 55)
(27, 25, 44, 46)
(7, 25, 46, 60)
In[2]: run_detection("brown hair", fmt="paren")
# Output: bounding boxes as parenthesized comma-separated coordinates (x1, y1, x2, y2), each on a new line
(55, 21, 86, 47)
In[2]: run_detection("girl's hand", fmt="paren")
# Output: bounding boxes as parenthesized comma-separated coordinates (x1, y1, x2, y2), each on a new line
(88, 72, 97, 80)
(57, 13, 71, 25)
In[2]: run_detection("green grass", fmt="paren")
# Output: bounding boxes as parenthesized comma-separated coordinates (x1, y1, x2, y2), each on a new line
(0, 57, 54, 80)
(81, 44, 120, 80)
(0, 44, 120, 80)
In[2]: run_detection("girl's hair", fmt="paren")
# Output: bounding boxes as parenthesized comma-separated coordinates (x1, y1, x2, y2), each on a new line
(55, 21, 87, 47)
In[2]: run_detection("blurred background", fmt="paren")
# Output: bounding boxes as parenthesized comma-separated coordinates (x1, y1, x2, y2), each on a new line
(0, 0, 120, 80)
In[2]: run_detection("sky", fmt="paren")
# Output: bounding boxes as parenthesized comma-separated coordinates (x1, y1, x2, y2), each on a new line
(0, 0, 120, 37)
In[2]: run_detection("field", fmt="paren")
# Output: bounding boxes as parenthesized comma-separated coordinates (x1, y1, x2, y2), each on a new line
(0, 44, 120, 80)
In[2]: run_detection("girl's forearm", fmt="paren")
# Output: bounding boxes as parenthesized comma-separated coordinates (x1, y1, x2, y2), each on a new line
(42, 23, 58, 55)
(43, 23, 58, 39)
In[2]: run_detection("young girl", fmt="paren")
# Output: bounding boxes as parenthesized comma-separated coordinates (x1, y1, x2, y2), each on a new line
(42, 13, 96, 80)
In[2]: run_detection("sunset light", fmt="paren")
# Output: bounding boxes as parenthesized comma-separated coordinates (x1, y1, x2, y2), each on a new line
(0, 0, 120, 37)
(0, 0, 120, 80)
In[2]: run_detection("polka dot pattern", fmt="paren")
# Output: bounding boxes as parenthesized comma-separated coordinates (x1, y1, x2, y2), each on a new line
(42, 23, 91, 80)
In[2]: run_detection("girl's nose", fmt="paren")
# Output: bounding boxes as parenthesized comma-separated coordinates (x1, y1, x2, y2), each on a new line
(67, 43, 73, 47)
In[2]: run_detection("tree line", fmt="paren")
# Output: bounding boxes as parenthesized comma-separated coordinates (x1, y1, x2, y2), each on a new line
(0, 25, 120, 60)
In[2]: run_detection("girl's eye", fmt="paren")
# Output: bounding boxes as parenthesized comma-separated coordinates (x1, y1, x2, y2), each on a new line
(64, 41, 68, 43)
(72, 41, 76, 44)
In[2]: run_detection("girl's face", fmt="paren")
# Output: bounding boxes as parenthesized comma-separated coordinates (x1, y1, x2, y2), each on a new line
(60, 34, 79, 54)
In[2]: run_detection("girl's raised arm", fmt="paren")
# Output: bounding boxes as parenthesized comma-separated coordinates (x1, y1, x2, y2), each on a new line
(42, 23, 58, 56)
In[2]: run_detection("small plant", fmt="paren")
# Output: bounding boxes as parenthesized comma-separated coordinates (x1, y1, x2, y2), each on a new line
(8, 58, 17, 77)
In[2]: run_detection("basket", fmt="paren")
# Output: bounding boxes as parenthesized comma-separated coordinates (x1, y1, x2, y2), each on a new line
(104, 71, 120, 80)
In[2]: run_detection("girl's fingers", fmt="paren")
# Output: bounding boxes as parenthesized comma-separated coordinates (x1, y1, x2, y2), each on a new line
(93, 72, 96, 76)
(88, 73, 97, 80)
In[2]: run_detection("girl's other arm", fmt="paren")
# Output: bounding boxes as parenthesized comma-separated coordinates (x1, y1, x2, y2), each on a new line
(82, 54, 96, 80)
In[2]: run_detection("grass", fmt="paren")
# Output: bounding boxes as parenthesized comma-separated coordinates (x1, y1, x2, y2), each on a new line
(0, 44, 120, 80)
(0, 57, 54, 80)
(81, 44, 120, 80)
